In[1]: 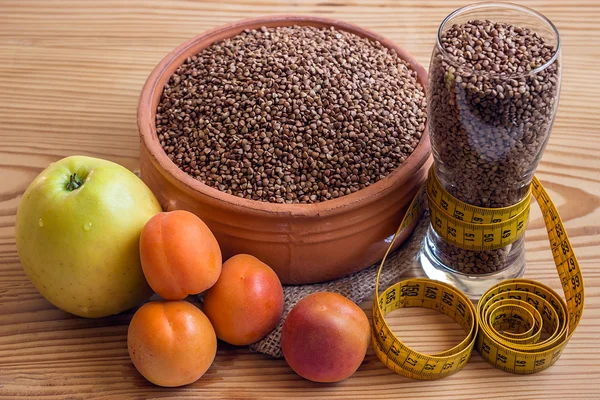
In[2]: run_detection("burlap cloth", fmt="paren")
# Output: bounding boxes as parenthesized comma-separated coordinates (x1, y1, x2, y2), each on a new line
(247, 213, 429, 358)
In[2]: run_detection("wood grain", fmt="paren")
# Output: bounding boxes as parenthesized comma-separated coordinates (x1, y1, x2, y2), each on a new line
(1, 0, 599, 399)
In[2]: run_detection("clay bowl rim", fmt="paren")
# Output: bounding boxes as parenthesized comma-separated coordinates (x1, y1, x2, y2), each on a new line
(138, 15, 430, 217)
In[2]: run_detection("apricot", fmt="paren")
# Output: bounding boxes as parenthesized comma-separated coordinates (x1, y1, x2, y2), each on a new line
(203, 254, 284, 346)
(127, 301, 217, 387)
(139, 210, 222, 300)
(281, 292, 370, 383)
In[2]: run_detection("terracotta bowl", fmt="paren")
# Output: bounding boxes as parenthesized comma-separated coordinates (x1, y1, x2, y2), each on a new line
(138, 15, 431, 284)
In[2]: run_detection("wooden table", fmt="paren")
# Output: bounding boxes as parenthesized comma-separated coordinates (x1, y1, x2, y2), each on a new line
(1, 1, 598, 398)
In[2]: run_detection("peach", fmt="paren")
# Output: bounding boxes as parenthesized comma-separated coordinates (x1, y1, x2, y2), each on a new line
(139, 210, 222, 300)
(203, 254, 284, 345)
(281, 292, 370, 383)
(127, 301, 217, 387)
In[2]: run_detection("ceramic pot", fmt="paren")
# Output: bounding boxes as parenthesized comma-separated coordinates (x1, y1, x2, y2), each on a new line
(138, 15, 431, 284)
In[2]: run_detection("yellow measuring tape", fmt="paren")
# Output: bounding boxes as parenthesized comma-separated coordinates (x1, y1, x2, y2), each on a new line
(428, 169, 531, 251)
(372, 169, 584, 379)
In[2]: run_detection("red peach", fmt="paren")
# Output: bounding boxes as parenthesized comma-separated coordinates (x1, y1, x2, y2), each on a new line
(281, 292, 370, 383)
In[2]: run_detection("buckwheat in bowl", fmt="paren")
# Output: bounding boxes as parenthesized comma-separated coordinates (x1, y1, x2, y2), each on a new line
(138, 15, 431, 284)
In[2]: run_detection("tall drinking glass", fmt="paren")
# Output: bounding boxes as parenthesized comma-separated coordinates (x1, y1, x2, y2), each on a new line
(420, 3, 562, 297)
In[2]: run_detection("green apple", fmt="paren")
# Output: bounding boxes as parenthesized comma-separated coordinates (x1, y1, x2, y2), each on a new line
(16, 156, 162, 318)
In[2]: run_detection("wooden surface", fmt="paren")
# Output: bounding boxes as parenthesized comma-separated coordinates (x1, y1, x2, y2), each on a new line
(1, 1, 599, 399)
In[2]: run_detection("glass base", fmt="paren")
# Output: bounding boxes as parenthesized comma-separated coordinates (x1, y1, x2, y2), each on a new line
(419, 228, 526, 300)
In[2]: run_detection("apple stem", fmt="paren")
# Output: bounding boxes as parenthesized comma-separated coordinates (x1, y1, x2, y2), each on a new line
(66, 173, 83, 191)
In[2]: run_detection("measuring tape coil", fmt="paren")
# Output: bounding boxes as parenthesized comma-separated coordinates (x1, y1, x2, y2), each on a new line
(372, 169, 584, 379)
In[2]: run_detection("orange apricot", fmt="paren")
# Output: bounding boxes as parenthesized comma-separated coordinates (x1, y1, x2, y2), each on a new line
(127, 301, 217, 387)
(139, 210, 222, 300)
(203, 254, 284, 346)
(281, 292, 370, 383)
